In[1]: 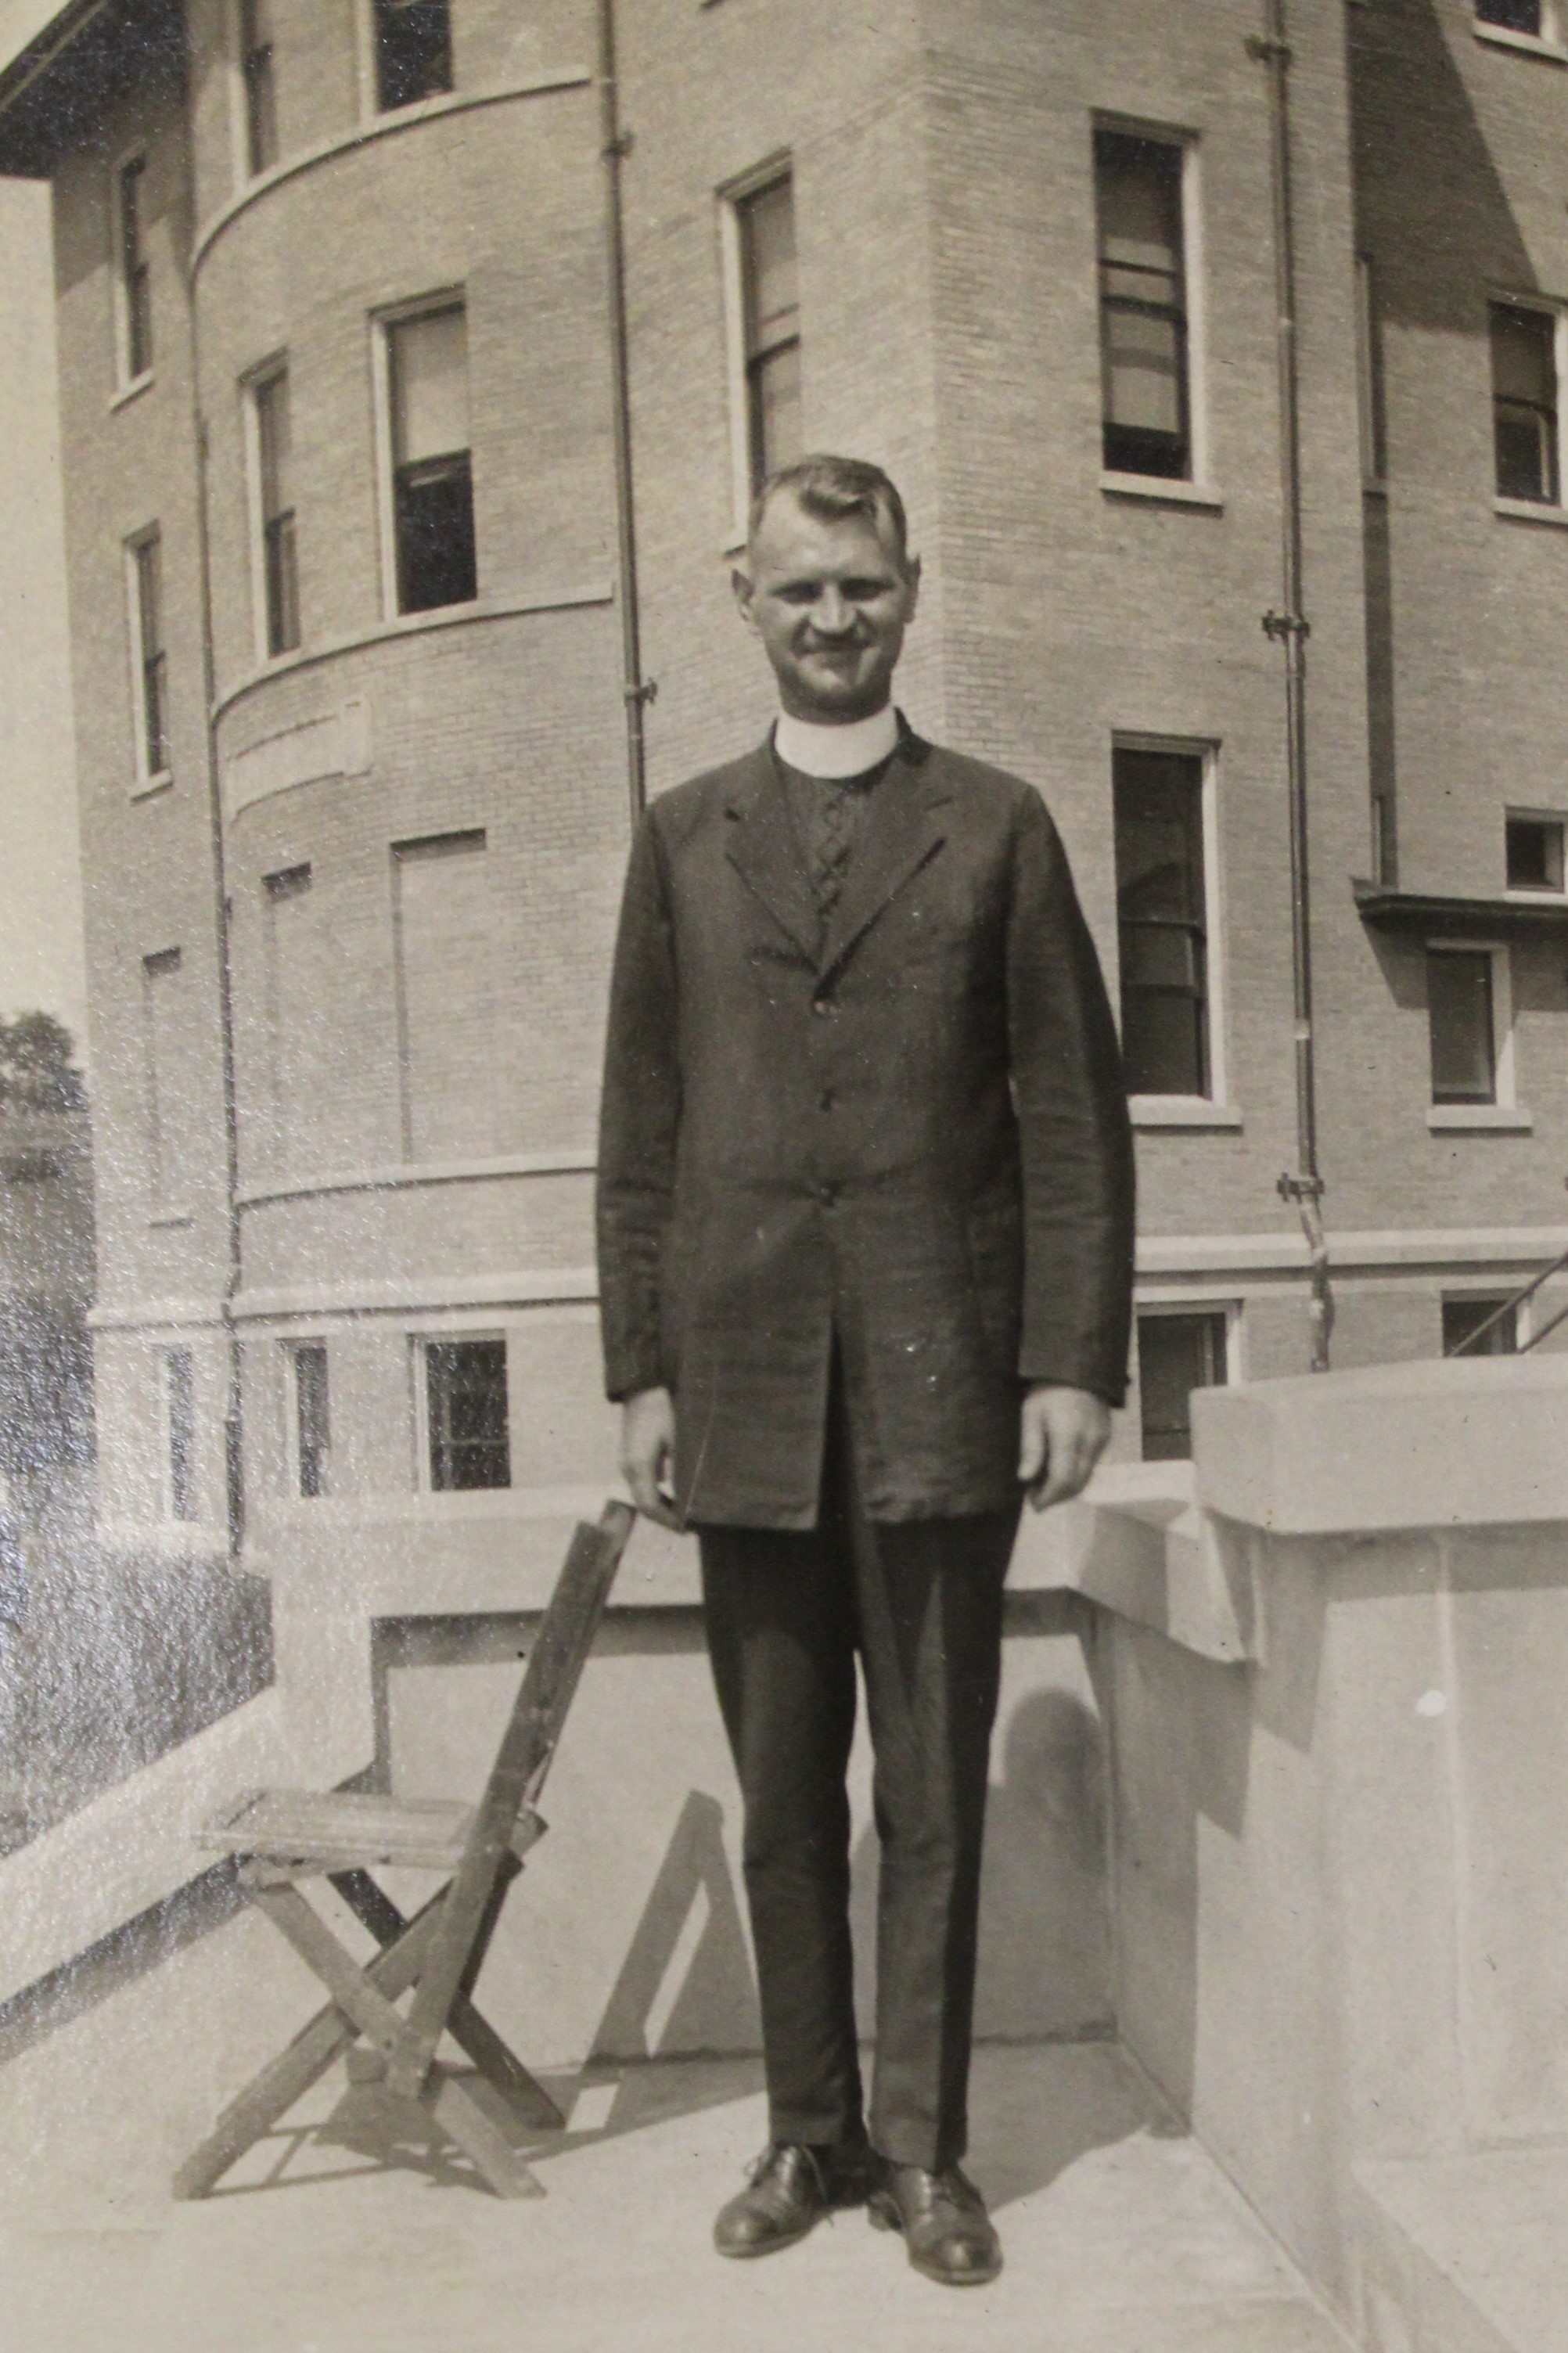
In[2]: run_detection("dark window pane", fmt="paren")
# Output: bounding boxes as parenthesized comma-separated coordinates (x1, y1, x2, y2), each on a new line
(120, 157, 152, 377)
(1428, 949, 1497, 1104)
(1477, 0, 1542, 30)
(167, 1347, 194, 1520)
(295, 1342, 329, 1497)
(374, 0, 451, 111)
(1442, 1297, 1518, 1357)
(394, 455, 477, 612)
(427, 1339, 509, 1491)
(1491, 305, 1559, 502)
(135, 534, 169, 774)
(1113, 747, 1209, 1096)
(1096, 130, 1189, 480)
(740, 175, 800, 493)
(256, 372, 300, 653)
(1505, 815, 1564, 890)
(1138, 1312, 1227, 1461)
(241, 0, 278, 174)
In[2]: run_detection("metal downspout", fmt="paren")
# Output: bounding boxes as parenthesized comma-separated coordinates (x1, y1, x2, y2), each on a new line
(598, 0, 652, 825)
(192, 385, 245, 1551)
(1251, 0, 1333, 1372)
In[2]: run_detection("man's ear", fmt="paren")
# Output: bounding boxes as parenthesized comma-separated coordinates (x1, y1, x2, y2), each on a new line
(731, 564, 757, 632)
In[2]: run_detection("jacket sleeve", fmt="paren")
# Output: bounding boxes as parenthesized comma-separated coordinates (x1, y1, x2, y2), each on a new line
(596, 807, 682, 1402)
(1006, 788, 1136, 1405)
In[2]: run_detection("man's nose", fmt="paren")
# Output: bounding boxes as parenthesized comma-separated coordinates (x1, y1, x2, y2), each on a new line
(808, 588, 857, 637)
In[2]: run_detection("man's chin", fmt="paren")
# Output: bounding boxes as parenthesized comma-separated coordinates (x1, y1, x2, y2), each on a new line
(788, 673, 889, 723)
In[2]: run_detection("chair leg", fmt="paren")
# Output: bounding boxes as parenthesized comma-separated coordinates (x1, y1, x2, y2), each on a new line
(173, 1894, 445, 2200)
(330, 1860, 563, 2128)
(424, 2063, 545, 2199)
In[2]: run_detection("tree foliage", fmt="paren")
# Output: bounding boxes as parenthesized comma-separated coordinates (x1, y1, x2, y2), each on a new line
(0, 1014, 86, 1113)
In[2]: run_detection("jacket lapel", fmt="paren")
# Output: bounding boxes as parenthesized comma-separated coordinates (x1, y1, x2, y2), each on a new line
(723, 738, 821, 961)
(816, 728, 952, 981)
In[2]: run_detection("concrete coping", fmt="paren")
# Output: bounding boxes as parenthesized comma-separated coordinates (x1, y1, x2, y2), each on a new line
(1192, 1351, 1568, 1536)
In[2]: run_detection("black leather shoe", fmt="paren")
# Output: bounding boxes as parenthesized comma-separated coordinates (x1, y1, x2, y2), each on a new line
(868, 2162, 1002, 2286)
(714, 2140, 883, 2258)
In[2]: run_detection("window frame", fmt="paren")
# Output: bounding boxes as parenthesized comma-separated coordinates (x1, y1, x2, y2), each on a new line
(1133, 1299, 1239, 1463)
(124, 524, 171, 793)
(1425, 937, 1525, 1128)
(1505, 806, 1566, 895)
(242, 355, 300, 661)
(1473, 0, 1565, 57)
(718, 153, 798, 545)
(1112, 734, 1232, 1119)
(1093, 117, 1210, 495)
(111, 145, 154, 396)
(282, 1337, 331, 1499)
(235, 0, 279, 180)
(1440, 1289, 1527, 1356)
(1490, 294, 1567, 511)
(1355, 254, 1388, 491)
(160, 1343, 196, 1523)
(370, 288, 477, 620)
(361, 0, 454, 118)
(412, 1330, 512, 1495)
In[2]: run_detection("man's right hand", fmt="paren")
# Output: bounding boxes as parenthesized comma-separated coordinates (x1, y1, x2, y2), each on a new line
(620, 1386, 681, 1527)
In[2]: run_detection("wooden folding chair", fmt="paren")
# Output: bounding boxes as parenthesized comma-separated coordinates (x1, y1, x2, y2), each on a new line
(175, 1500, 635, 2201)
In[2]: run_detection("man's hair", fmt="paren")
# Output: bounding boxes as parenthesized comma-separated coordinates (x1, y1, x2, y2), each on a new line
(746, 454, 911, 570)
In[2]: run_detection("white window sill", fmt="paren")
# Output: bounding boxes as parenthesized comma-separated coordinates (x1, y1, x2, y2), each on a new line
(1131, 1097, 1243, 1130)
(110, 371, 155, 414)
(1427, 1104, 1534, 1132)
(129, 769, 173, 801)
(1494, 496, 1568, 528)
(149, 1208, 196, 1229)
(1473, 21, 1568, 63)
(1101, 472, 1225, 513)
(1505, 884, 1567, 902)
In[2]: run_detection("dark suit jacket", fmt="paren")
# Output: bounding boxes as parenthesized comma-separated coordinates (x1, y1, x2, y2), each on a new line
(596, 722, 1135, 1529)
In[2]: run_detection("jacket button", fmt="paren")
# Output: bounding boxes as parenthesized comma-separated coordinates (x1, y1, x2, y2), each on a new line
(811, 996, 830, 1016)
(818, 1182, 839, 1208)
(819, 1087, 836, 1111)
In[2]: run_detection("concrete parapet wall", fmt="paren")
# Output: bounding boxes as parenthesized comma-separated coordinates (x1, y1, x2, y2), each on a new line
(1106, 1351, 1568, 2352)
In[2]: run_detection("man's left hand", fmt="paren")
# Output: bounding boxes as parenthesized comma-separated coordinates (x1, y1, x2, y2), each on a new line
(1018, 1384, 1110, 1511)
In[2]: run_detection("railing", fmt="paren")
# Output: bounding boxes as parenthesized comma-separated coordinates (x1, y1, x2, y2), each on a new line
(1444, 1237, 1568, 1358)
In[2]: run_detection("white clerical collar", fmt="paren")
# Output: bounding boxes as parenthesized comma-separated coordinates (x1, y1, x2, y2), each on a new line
(774, 704, 900, 779)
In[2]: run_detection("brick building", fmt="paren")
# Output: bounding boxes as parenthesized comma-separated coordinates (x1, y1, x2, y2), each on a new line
(0, 0, 1564, 1573)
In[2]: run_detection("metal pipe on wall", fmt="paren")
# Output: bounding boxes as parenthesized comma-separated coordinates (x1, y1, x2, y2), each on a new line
(1251, 0, 1333, 1373)
(597, 0, 652, 826)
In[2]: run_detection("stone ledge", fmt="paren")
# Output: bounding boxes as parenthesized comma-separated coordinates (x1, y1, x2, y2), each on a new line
(1356, 2147, 1566, 2353)
(1193, 1352, 1568, 1534)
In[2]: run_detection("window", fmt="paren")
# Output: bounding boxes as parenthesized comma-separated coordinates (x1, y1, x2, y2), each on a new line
(384, 302, 476, 614)
(1095, 128, 1191, 481)
(1113, 746, 1210, 1097)
(1428, 947, 1498, 1104)
(127, 529, 170, 784)
(392, 830, 498, 1158)
(240, 0, 278, 175)
(374, 0, 451, 112)
(737, 173, 801, 495)
(1356, 256, 1387, 487)
(292, 1341, 330, 1497)
(250, 367, 299, 656)
(141, 946, 184, 1204)
(1491, 303, 1561, 504)
(1442, 1295, 1519, 1356)
(1138, 1311, 1228, 1461)
(116, 153, 153, 383)
(1477, 0, 1544, 31)
(1505, 811, 1565, 891)
(165, 1347, 195, 1520)
(425, 1338, 510, 1491)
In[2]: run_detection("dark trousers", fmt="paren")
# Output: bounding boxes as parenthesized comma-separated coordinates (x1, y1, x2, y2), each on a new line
(697, 1380, 1019, 2173)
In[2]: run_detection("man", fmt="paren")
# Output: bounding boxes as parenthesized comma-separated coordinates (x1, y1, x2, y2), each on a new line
(596, 455, 1134, 2287)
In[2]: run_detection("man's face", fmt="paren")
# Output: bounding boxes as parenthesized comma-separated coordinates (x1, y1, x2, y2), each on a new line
(732, 493, 920, 723)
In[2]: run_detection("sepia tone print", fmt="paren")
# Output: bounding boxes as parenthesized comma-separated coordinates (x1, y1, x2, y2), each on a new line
(0, 0, 1566, 2344)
